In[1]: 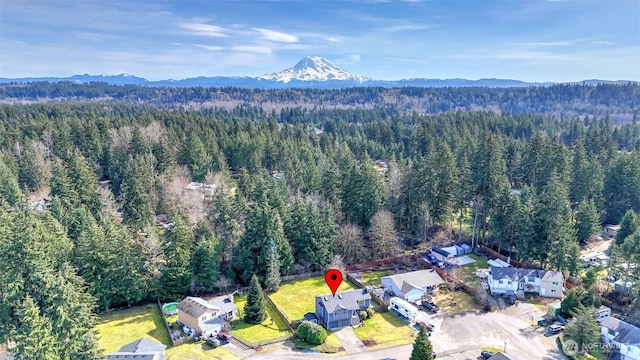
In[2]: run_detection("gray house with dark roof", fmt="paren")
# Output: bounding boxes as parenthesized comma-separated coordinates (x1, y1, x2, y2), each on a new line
(107, 338, 166, 360)
(601, 317, 640, 360)
(488, 266, 564, 298)
(315, 289, 371, 330)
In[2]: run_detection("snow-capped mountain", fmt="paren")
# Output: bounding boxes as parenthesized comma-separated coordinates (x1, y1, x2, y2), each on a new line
(259, 56, 369, 83)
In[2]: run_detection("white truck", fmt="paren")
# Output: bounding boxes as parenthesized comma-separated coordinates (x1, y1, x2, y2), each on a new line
(390, 297, 418, 321)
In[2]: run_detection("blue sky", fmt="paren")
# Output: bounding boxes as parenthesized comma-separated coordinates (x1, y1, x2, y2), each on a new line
(1, 0, 638, 82)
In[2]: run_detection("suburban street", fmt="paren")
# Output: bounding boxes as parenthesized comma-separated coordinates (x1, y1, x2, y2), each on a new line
(238, 303, 568, 360)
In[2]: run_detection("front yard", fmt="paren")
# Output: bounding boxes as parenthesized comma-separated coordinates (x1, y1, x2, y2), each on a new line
(291, 332, 342, 353)
(231, 295, 292, 345)
(269, 276, 357, 321)
(95, 303, 237, 360)
(353, 312, 416, 350)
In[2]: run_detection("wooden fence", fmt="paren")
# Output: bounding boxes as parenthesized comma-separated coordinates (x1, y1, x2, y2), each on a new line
(156, 299, 195, 347)
(232, 333, 292, 349)
(263, 290, 295, 332)
(346, 272, 388, 311)
(280, 271, 323, 282)
(481, 245, 531, 268)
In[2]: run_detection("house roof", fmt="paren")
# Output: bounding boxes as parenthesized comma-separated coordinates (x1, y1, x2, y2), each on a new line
(382, 269, 445, 295)
(107, 338, 166, 360)
(316, 289, 371, 313)
(178, 297, 219, 319)
(431, 248, 451, 257)
(601, 317, 640, 346)
(489, 266, 564, 283)
(303, 312, 319, 322)
(488, 353, 514, 360)
(209, 295, 238, 315)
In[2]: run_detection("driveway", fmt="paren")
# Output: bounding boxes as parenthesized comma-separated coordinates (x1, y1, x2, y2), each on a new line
(333, 327, 367, 354)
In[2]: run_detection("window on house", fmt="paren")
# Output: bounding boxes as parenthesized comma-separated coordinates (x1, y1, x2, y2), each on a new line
(552, 281, 559, 285)
(201, 316, 207, 321)
(507, 281, 512, 285)
(528, 277, 535, 283)
(358, 300, 366, 307)
(551, 289, 556, 293)
(334, 311, 339, 317)
(343, 310, 347, 316)
(499, 280, 504, 284)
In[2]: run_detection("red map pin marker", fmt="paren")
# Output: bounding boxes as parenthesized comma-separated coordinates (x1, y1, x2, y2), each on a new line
(325, 269, 343, 296)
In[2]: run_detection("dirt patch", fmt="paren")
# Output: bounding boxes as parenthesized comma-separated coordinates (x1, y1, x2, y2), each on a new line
(361, 339, 378, 347)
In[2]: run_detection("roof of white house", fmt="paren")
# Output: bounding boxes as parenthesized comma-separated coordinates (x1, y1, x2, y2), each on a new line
(601, 317, 640, 346)
(382, 269, 444, 294)
(178, 296, 219, 319)
(107, 337, 166, 360)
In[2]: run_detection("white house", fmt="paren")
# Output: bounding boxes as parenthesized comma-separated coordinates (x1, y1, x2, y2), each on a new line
(601, 317, 640, 360)
(107, 338, 166, 360)
(381, 269, 445, 302)
(488, 266, 564, 298)
(177, 295, 238, 337)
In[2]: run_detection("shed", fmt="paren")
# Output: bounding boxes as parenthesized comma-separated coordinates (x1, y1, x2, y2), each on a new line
(454, 245, 465, 255)
(431, 248, 452, 262)
(441, 246, 458, 256)
(548, 302, 562, 317)
(460, 244, 472, 254)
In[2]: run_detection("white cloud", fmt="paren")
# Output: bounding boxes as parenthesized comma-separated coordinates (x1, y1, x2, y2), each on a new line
(232, 45, 272, 54)
(193, 44, 224, 51)
(252, 28, 298, 43)
(348, 54, 361, 64)
(518, 41, 571, 47)
(180, 23, 228, 37)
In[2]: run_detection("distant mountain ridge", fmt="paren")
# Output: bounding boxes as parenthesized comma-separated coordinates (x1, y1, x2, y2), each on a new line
(0, 56, 636, 88)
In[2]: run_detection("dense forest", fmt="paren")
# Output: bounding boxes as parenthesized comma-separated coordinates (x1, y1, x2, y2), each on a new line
(0, 83, 639, 359)
(1, 82, 639, 123)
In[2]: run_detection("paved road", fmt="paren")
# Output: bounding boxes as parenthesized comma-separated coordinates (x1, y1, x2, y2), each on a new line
(242, 305, 567, 360)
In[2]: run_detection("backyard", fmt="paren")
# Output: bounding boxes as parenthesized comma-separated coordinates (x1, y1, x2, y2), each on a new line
(269, 276, 357, 321)
(231, 294, 292, 345)
(359, 270, 391, 287)
(95, 303, 237, 360)
(353, 312, 416, 350)
(457, 253, 489, 285)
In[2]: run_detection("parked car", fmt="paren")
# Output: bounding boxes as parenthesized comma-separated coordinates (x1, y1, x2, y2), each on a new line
(421, 299, 440, 313)
(481, 350, 495, 359)
(537, 318, 550, 326)
(548, 324, 564, 334)
(206, 338, 222, 348)
(217, 332, 232, 343)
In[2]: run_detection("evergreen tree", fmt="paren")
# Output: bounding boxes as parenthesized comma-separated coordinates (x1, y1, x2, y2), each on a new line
(244, 274, 267, 324)
(616, 209, 639, 245)
(564, 304, 602, 353)
(159, 210, 194, 300)
(211, 184, 245, 264)
(410, 325, 434, 360)
(233, 202, 293, 283)
(121, 155, 153, 230)
(341, 153, 383, 227)
(67, 149, 101, 215)
(285, 199, 336, 270)
(12, 295, 60, 360)
(574, 199, 601, 242)
(0, 160, 22, 206)
(191, 231, 221, 293)
(263, 239, 281, 292)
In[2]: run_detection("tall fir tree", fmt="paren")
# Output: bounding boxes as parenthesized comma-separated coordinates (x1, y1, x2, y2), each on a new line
(121, 155, 154, 230)
(159, 210, 194, 300)
(410, 325, 434, 360)
(191, 231, 221, 293)
(263, 239, 281, 292)
(574, 199, 601, 242)
(616, 209, 639, 245)
(12, 295, 60, 360)
(244, 274, 267, 324)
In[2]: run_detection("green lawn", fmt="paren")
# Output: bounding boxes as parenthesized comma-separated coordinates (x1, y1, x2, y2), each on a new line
(95, 304, 171, 354)
(231, 295, 292, 345)
(95, 303, 238, 360)
(269, 276, 357, 321)
(360, 271, 391, 287)
(353, 312, 416, 349)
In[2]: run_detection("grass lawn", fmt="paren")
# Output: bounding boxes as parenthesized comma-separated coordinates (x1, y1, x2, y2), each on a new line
(291, 332, 342, 353)
(360, 271, 391, 287)
(95, 304, 171, 354)
(353, 312, 416, 349)
(269, 276, 357, 321)
(95, 303, 237, 360)
(231, 295, 292, 344)
(434, 290, 478, 314)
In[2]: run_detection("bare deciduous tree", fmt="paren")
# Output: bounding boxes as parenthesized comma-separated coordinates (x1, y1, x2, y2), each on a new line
(335, 223, 366, 264)
(369, 210, 400, 259)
